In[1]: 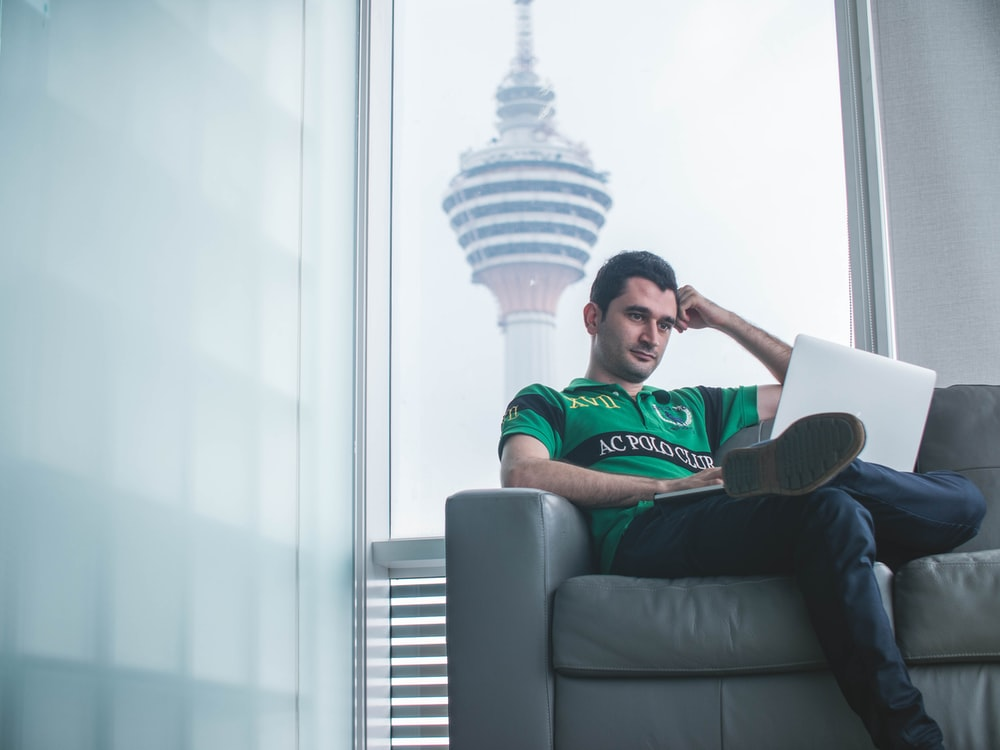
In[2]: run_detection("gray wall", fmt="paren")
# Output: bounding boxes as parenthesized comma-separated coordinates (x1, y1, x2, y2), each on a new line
(0, 0, 358, 748)
(871, 0, 1000, 385)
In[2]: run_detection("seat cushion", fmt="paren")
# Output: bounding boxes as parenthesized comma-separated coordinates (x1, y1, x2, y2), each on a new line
(553, 566, 893, 677)
(894, 549, 1000, 664)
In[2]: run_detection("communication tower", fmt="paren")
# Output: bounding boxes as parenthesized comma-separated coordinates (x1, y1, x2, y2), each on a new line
(442, 0, 612, 396)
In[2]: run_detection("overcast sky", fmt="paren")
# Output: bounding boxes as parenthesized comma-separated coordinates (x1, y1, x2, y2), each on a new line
(388, 0, 852, 537)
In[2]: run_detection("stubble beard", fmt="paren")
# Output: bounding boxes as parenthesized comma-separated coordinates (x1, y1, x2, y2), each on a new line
(612, 345, 660, 385)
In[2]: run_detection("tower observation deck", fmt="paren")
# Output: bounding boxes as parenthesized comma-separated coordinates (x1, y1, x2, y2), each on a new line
(442, 0, 612, 397)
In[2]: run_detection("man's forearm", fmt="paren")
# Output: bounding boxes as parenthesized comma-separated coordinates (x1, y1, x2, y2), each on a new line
(501, 455, 724, 508)
(675, 286, 791, 384)
(502, 456, 658, 508)
(716, 311, 791, 384)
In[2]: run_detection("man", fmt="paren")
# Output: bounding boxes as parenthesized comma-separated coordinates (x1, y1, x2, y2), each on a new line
(499, 250, 985, 750)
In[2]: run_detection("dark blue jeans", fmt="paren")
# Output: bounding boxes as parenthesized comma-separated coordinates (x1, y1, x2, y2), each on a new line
(611, 461, 986, 750)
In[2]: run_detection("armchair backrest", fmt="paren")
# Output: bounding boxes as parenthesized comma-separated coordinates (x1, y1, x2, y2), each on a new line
(917, 384, 1000, 551)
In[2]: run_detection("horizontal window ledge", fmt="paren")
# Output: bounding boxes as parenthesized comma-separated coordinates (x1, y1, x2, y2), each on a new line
(373, 537, 446, 577)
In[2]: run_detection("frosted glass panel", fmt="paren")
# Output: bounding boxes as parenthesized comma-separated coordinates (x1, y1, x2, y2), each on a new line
(0, 0, 358, 747)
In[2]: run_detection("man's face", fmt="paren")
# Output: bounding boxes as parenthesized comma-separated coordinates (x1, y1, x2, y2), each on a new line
(585, 276, 678, 387)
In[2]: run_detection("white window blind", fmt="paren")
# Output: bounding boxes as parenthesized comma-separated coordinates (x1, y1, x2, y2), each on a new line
(389, 577, 449, 748)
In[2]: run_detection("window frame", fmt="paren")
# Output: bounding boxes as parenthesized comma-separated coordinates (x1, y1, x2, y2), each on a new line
(355, 0, 394, 748)
(835, 0, 896, 356)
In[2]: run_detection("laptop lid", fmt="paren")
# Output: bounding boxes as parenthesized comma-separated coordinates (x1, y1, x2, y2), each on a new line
(770, 334, 937, 472)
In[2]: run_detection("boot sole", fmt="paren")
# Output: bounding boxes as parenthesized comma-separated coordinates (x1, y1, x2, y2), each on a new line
(722, 412, 866, 499)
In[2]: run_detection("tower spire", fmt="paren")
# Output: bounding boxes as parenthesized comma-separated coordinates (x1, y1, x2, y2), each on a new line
(513, 0, 535, 74)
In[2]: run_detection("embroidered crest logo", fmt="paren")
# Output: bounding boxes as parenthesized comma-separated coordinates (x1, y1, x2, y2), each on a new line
(656, 404, 693, 427)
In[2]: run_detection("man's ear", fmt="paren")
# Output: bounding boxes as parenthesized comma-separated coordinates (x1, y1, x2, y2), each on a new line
(583, 302, 601, 334)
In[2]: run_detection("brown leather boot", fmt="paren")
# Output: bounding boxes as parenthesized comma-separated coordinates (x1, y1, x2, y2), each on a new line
(722, 412, 866, 499)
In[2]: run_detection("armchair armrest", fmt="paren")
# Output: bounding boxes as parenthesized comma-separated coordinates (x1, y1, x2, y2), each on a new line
(445, 488, 593, 750)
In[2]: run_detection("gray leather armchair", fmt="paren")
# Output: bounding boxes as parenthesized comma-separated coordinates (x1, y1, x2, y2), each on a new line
(446, 385, 1000, 750)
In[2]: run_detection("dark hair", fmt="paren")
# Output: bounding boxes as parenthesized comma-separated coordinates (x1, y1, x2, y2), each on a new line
(589, 250, 678, 315)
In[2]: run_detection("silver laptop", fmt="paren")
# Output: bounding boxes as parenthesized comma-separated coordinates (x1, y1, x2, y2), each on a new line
(770, 334, 936, 472)
(654, 334, 937, 502)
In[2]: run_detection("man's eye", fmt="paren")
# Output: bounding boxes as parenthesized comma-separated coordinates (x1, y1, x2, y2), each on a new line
(658, 322, 671, 332)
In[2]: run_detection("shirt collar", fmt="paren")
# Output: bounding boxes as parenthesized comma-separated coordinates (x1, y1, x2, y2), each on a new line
(565, 378, 667, 401)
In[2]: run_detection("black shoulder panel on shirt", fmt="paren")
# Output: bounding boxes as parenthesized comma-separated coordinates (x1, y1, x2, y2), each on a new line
(697, 385, 724, 454)
(506, 391, 566, 437)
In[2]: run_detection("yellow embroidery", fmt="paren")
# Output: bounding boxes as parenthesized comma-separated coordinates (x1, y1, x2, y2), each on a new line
(568, 394, 620, 409)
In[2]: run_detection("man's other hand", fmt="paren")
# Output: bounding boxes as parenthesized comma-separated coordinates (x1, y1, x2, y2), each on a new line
(660, 467, 724, 494)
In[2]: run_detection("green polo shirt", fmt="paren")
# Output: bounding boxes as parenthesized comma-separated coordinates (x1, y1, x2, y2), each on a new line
(499, 379, 758, 571)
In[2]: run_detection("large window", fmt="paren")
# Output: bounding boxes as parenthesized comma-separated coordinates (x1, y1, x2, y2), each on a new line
(386, 0, 851, 538)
